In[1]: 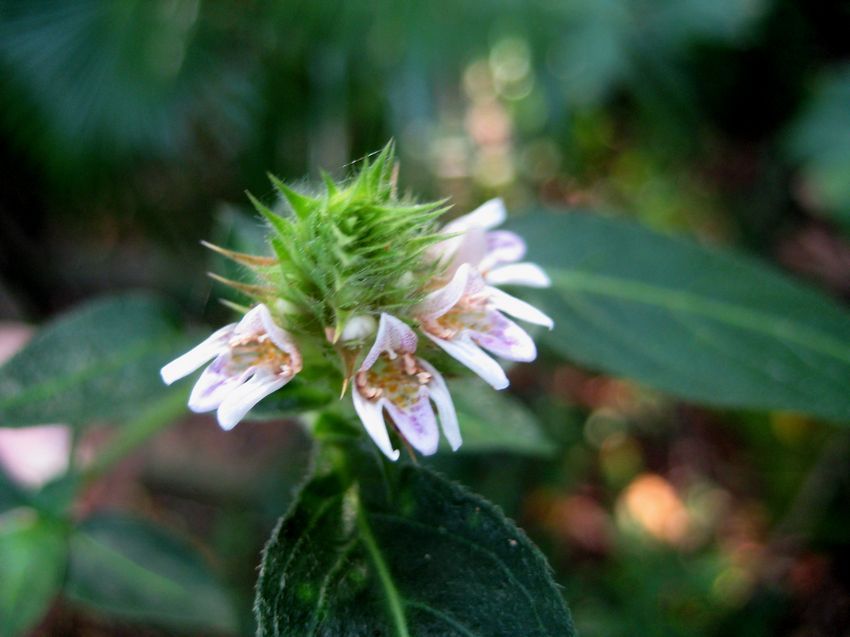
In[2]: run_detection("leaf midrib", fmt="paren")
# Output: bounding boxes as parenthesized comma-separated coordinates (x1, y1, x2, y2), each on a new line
(356, 501, 410, 637)
(552, 269, 850, 365)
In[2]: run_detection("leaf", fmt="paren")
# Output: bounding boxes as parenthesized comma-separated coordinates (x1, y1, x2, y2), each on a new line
(0, 510, 67, 637)
(0, 293, 188, 427)
(508, 211, 850, 423)
(0, 0, 253, 179)
(65, 514, 237, 633)
(255, 445, 575, 636)
(451, 378, 556, 456)
(0, 468, 27, 515)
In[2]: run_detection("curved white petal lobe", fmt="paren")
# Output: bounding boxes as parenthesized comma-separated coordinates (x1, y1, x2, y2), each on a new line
(442, 198, 507, 234)
(160, 324, 235, 385)
(352, 391, 401, 461)
(486, 286, 554, 329)
(486, 262, 551, 288)
(420, 360, 461, 451)
(216, 370, 289, 431)
(425, 331, 509, 390)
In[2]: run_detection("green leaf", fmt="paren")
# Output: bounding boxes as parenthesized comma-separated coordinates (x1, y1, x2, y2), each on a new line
(0, 510, 67, 637)
(509, 211, 850, 424)
(0, 468, 27, 514)
(0, 293, 187, 427)
(255, 445, 574, 636)
(451, 378, 556, 456)
(65, 514, 237, 633)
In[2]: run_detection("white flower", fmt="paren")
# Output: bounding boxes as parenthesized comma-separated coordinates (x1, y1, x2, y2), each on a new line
(160, 304, 302, 430)
(433, 198, 551, 288)
(416, 263, 553, 390)
(352, 313, 460, 460)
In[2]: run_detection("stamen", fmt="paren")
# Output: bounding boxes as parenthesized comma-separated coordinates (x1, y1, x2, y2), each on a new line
(402, 353, 417, 376)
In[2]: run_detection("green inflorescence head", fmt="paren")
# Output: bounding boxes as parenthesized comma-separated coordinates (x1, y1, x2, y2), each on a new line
(212, 143, 449, 349)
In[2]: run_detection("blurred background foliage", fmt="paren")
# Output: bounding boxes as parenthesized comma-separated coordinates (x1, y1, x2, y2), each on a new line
(1, 0, 850, 635)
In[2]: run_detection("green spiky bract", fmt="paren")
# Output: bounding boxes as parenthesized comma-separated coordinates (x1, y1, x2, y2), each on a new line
(236, 143, 448, 344)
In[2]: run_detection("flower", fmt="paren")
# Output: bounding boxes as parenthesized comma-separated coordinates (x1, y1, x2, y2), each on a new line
(417, 263, 553, 390)
(352, 313, 460, 460)
(434, 198, 551, 289)
(160, 304, 302, 430)
(160, 149, 553, 460)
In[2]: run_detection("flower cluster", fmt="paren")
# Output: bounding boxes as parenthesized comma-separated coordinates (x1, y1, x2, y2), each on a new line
(161, 147, 551, 460)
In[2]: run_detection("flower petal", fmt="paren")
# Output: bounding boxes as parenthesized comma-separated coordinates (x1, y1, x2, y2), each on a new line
(384, 389, 440, 456)
(0, 425, 71, 489)
(215, 370, 289, 431)
(416, 263, 487, 321)
(470, 311, 537, 362)
(486, 262, 551, 288)
(187, 356, 244, 412)
(424, 331, 509, 390)
(352, 391, 401, 461)
(486, 286, 554, 329)
(160, 324, 235, 385)
(442, 198, 507, 234)
(447, 226, 488, 273)
(360, 313, 418, 371)
(479, 230, 527, 271)
(419, 360, 461, 451)
(254, 304, 303, 369)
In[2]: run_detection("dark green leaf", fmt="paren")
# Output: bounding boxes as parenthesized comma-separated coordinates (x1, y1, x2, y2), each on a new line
(65, 514, 237, 633)
(0, 510, 67, 637)
(509, 211, 850, 423)
(451, 378, 555, 456)
(0, 468, 27, 514)
(0, 293, 187, 427)
(255, 445, 574, 636)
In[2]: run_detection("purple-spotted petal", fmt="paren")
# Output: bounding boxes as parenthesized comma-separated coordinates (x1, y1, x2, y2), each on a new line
(424, 331, 509, 390)
(479, 230, 526, 271)
(419, 360, 461, 451)
(486, 262, 551, 288)
(187, 356, 246, 412)
(442, 198, 507, 234)
(352, 390, 401, 461)
(215, 369, 289, 431)
(469, 311, 537, 362)
(360, 313, 418, 371)
(160, 324, 235, 385)
(384, 389, 440, 456)
(486, 286, 554, 329)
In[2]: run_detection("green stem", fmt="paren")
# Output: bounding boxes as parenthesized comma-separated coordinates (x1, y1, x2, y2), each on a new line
(81, 390, 187, 482)
(355, 491, 410, 637)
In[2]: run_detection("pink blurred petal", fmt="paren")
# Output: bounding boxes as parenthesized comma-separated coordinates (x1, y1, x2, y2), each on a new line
(0, 425, 71, 489)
